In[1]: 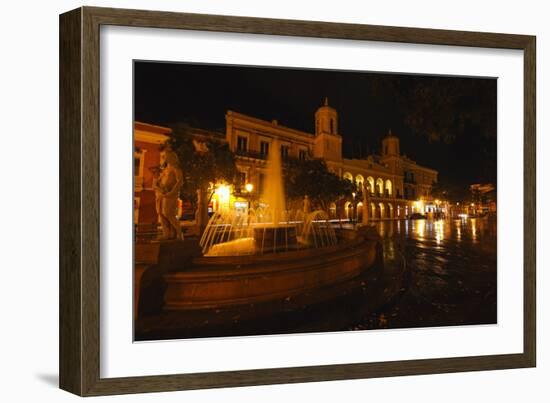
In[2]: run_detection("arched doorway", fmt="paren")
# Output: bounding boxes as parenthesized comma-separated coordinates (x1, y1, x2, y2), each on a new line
(378, 202, 386, 219)
(343, 172, 353, 183)
(370, 202, 377, 220)
(387, 203, 394, 219)
(357, 202, 363, 222)
(344, 201, 353, 221)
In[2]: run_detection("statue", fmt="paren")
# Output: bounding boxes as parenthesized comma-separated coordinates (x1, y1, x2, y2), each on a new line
(153, 150, 184, 241)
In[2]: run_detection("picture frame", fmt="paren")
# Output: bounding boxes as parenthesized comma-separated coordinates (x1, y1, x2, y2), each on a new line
(59, 6, 536, 396)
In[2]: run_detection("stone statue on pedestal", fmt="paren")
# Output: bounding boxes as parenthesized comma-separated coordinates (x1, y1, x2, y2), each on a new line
(153, 150, 183, 241)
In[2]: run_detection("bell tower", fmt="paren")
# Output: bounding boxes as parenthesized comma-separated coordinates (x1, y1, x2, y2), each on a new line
(313, 97, 342, 162)
(315, 97, 338, 136)
(382, 129, 400, 157)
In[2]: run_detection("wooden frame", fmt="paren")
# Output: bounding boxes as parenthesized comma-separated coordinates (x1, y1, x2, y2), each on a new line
(59, 6, 536, 396)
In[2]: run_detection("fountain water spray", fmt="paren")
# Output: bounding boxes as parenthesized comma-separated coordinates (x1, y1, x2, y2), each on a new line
(199, 140, 337, 256)
(261, 139, 286, 225)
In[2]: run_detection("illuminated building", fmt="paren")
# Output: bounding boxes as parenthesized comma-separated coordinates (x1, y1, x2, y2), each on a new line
(226, 98, 438, 220)
(134, 98, 439, 222)
(470, 183, 497, 215)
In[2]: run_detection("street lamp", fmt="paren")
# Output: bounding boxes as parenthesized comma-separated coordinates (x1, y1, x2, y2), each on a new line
(351, 192, 356, 227)
(244, 183, 254, 210)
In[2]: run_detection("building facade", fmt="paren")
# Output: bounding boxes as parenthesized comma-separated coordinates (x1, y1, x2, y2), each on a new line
(134, 98, 439, 223)
(225, 98, 438, 220)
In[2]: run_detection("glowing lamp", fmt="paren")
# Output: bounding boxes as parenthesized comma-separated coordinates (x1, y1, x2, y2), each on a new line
(215, 184, 231, 203)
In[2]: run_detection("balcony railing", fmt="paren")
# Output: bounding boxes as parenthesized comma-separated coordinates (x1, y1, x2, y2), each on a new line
(369, 191, 395, 199)
(235, 149, 268, 160)
(235, 148, 305, 163)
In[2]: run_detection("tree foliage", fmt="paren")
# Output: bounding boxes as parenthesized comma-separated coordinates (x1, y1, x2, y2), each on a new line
(284, 158, 355, 210)
(430, 177, 470, 203)
(167, 124, 239, 206)
(371, 76, 496, 144)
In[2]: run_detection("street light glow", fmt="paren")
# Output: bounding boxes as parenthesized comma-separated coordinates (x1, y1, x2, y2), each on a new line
(215, 184, 231, 205)
(245, 183, 254, 193)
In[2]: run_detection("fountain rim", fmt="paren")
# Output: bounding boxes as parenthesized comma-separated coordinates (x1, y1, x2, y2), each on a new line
(194, 232, 365, 264)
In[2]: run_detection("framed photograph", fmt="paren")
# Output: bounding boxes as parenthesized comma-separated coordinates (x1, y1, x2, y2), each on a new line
(59, 6, 536, 396)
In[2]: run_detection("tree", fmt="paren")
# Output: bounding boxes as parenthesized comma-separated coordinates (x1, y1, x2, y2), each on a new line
(371, 76, 496, 144)
(284, 158, 355, 211)
(167, 124, 239, 231)
(431, 177, 470, 204)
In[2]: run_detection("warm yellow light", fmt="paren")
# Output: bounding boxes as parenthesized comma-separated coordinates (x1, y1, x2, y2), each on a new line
(245, 183, 254, 193)
(435, 199, 440, 204)
(352, 192, 356, 198)
(215, 184, 231, 203)
(470, 203, 475, 207)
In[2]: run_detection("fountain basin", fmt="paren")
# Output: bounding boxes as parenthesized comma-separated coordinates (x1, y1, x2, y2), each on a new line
(254, 224, 298, 252)
(164, 230, 378, 310)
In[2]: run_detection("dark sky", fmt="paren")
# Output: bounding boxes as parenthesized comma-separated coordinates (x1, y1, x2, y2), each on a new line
(134, 61, 497, 188)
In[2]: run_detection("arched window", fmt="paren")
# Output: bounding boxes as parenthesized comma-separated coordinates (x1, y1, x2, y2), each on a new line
(355, 174, 364, 190)
(376, 178, 384, 195)
(385, 179, 393, 196)
(378, 202, 386, 219)
(367, 177, 375, 194)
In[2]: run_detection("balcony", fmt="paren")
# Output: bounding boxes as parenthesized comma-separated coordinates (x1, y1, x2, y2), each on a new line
(235, 148, 305, 164)
(235, 149, 268, 160)
(369, 191, 394, 199)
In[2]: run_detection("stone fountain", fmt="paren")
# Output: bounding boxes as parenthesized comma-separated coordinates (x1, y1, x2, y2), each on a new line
(163, 140, 380, 311)
(199, 139, 336, 256)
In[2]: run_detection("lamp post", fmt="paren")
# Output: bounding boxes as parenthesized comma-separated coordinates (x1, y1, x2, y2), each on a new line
(352, 192, 356, 228)
(244, 183, 254, 209)
(362, 183, 369, 226)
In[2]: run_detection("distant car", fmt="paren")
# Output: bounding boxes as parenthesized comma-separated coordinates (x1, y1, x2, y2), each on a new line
(409, 213, 426, 220)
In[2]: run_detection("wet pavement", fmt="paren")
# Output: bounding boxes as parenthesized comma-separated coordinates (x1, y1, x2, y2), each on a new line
(351, 216, 497, 330)
(135, 216, 497, 340)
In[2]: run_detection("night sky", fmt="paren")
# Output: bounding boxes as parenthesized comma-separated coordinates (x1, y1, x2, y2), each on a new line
(134, 61, 497, 190)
